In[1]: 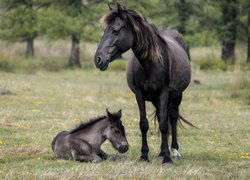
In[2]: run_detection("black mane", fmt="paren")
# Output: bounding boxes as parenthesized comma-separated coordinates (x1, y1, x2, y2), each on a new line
(102, 8, 165, 63)
(70, 115, 107, 133)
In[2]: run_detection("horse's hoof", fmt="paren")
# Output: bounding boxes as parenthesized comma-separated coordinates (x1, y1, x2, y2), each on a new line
(162, 162, 173, 168)
(162, 156, 173, 164)
(140, 156, 150, 162)
(170, 148, 181, 161)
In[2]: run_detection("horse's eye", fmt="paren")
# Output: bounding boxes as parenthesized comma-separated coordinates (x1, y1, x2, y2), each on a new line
(112, 30, 119, 35)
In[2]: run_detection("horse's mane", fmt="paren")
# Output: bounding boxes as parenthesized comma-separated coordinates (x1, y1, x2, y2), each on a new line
(102, 8, 166, 63)
(70, 116, 107, 133)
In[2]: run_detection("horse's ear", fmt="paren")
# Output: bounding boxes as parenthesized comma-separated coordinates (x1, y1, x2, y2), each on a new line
(108, 3, 113, 11)
(117, 2, 123, 13)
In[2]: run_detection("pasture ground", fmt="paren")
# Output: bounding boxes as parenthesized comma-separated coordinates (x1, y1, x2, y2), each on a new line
(0, 65, 249, 179)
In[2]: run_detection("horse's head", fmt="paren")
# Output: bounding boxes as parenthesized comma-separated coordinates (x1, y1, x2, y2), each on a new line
(94, 3, 134, 71)
(105, 109, 129, 153)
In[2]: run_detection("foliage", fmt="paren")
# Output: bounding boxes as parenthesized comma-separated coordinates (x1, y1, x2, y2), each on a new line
(0, 55, 66, 73)
(37, 0, 106, 42)
(196, 58, 227, 71)
(230, 78, 250, 105)
(0, 0, 46, 42)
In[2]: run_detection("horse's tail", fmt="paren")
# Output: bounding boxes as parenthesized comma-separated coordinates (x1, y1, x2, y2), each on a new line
(150, 110, 199, 131)
(178, 111, 199, 129)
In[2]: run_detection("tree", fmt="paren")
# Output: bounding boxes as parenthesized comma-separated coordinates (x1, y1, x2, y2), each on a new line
(0, 0, 49, 58)
(248, 6, 250, 63)
(221, 0, 238, 62)
(39, 0, 105, 67)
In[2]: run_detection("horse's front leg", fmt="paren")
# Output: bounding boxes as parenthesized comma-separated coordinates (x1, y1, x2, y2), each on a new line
(159, 89, 172, 164)
(135, 92, 149, 162)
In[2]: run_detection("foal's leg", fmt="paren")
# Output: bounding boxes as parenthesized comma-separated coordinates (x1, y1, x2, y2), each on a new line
(135, 92, 149, 162)
(98, 150, 108, 160)
(159, 89, 172, 164)
(71, 139, 102, 163)
(169, 93, 182, 160)
(72, 151, 102, 163)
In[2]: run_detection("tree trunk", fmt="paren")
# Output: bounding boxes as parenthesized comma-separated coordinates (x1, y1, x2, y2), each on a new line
(69, 35, 81, 67)
(25, 37, 34, 58)
(177, 0, 187, 35)
(247, 8, 250, 63)
(177, 0, 191, 60)
(221, 0, 238, 63)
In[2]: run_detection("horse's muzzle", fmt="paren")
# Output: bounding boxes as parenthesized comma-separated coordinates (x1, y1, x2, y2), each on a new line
(95, 56, 110, 71)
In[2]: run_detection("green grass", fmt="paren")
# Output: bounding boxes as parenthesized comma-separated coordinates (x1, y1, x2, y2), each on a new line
(0, 67, 249, 179)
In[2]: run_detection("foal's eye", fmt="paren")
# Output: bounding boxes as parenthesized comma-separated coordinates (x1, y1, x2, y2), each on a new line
(115, 130, 120, 134)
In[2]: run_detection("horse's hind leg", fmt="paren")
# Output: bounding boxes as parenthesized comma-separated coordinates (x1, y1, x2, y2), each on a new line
(169, 93, 182, 160)
(158, 88, 173, 165)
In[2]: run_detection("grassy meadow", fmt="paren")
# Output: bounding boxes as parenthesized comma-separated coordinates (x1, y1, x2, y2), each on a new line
(0, 41, 250, 179)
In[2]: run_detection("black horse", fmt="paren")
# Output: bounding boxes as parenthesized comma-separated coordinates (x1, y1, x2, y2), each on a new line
(52, 109, 129, 162)
(94, 3, 191, 165)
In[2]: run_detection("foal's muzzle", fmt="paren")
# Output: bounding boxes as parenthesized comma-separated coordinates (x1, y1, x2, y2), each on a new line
(118, 144, 129, 153)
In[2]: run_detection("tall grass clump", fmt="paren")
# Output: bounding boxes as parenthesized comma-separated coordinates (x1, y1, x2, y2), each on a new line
(195, 57, 227, 71)
(230, 78, 250, 105)
(0, 56, 67, 73)
(0, 56, 14, 72)
(109, 59, 127, 71)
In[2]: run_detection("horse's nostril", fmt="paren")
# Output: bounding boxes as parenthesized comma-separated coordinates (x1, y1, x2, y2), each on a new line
(97, 57, 102, 65)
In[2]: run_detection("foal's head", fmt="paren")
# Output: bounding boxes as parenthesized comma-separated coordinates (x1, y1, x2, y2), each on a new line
(105, 109, 129, 153)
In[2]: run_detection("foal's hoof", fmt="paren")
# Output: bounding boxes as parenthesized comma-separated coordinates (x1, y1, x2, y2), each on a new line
(140, 156, 150, 162)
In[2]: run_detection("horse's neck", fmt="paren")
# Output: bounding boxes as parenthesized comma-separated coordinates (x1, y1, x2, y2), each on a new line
(131, 48, 151, 70)
(74, 119, 108, 148)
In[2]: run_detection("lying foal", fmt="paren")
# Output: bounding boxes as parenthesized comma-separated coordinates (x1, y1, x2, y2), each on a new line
(52, 109, 129, 162)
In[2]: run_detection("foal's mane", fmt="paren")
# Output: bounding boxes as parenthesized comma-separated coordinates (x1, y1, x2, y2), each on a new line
(102, 8, 166, 63)
(70, 116, 107, 133)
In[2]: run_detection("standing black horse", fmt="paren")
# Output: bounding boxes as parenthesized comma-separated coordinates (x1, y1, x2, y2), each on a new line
(94, 3, 191, 165)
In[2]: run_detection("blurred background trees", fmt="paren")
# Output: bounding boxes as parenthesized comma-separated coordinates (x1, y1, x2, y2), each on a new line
(0, 0, 249, 68)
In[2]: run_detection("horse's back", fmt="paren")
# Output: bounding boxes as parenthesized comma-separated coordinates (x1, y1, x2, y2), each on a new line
(162, 31, 191, 92)
(162, 29, 188, 57)
(126, 31, 191, 94)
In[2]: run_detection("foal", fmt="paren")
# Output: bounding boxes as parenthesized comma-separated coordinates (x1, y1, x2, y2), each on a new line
(52, 109, 129, 162)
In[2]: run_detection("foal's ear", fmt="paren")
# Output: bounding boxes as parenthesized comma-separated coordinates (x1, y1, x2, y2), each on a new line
(116, 109, 122, 118)
(106, 108, 112, 117)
